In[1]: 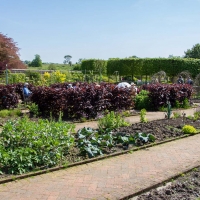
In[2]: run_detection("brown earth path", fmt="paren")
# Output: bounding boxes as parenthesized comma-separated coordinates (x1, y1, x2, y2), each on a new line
(0, 107, 200, 200)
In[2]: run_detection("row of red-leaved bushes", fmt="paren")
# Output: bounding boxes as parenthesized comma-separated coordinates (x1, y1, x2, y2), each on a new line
(31, 82, 134, 119)
(0, 83, 193, 117)
(141, 83, 193, 110)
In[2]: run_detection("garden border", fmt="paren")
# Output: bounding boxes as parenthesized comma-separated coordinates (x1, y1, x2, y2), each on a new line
(0, 132, 198, 185)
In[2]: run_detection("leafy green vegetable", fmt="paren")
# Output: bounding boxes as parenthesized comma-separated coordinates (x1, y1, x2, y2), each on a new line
(0, 116, 75, 174)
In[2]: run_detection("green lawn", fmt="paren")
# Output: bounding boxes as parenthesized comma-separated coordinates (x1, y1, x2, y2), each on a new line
(27, 63, 74, 71)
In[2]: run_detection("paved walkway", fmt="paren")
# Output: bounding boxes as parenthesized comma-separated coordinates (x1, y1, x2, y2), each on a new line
(75, 107, 198, 131)
(0, 107, 200, 200)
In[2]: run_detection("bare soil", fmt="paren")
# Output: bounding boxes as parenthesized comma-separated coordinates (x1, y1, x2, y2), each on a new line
(135, 166, 200, 200)
(116, 117, 200, 144)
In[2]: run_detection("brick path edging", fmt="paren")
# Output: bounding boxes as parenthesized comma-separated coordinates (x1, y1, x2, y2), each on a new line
(0, 133, 196, 185)
(120, 164, 200, 200)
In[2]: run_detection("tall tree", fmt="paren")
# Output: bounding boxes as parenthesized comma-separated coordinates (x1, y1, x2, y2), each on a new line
(184, 43, 200, 59)
(63, 55, 72, 65)
(0, 33, 26, 71)
(29, 54, 42, 67)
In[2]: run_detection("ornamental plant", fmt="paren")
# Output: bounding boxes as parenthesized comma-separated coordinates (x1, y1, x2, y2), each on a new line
(141, 84, 193, 110)
(51, 70, 66, 83)
(43, 71, 51, 81)
(31, 83, 134, 119)
(182, 125, 197, 135)
(0, 84, 19, 109)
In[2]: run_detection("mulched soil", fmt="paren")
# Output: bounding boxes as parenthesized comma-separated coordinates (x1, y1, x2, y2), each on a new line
(116, 117, 200, 144)
(135, 166, 200, 200)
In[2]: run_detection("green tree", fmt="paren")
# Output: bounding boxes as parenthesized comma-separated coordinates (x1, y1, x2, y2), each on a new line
(77, 58, 83, 64)
(63, 55, 72, 65)
(23, 60, 31, 65)
(129, 55, 138, 58)
(29, 54, 42, 67)
(184, 43, 200, 59)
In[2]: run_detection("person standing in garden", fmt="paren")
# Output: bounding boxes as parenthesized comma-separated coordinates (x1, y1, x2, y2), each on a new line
(23, 83, 32, 98)
(187, 77, 193, 85)
(177, 76, 184, 84)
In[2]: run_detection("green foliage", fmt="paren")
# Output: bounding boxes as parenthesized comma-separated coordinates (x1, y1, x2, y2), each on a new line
(98, 111, 130, 131)
(182, 125, 197, 135)
(106, 57, 200, 78)
(174, 100, 181, 108)
(81, 59, 107, 75)
(121, 110, 131, 117)
(172, 112, 181, 119)
(27, 103, 39, 117)
(107, 58, 142, 77)
(29, 54, 42, 67)
(0, 109, 9, 117)
(134, 90, 151, 110)
(184, 43, 200, 59)
(8, 73, 25, 84)
(158, 106, 167, 112)
(187, 115, 193, 120)
(194, 111, 200, 120)
(134, 132, 156, 145)
(182, 98, 190, 109)
(48, 63, 57, 70)
(0, 117, 75, 174)
(73, 64, 81, 70)
(27, 63, 72, 71)
(77, 127, 104, 158)
(174, 98, 190, 109)
(77, 127, 156, 158)
(25, 70, 41, 83)
(0, 109, 22, 118)
(140, 109, 147, 123)
(63, 55, 72, 65)
(187, 111, 200, 121)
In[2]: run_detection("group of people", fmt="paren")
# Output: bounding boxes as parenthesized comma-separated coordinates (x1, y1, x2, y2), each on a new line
(177, 76, 193, 85)
(22, 76, 193, 100)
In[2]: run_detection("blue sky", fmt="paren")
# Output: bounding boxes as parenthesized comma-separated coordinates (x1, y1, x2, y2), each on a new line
(1, 0, 200, 64)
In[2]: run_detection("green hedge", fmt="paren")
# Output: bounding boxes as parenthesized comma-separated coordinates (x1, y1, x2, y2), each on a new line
(81, 59, 107, 74)
(84, 58, 200, 78)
